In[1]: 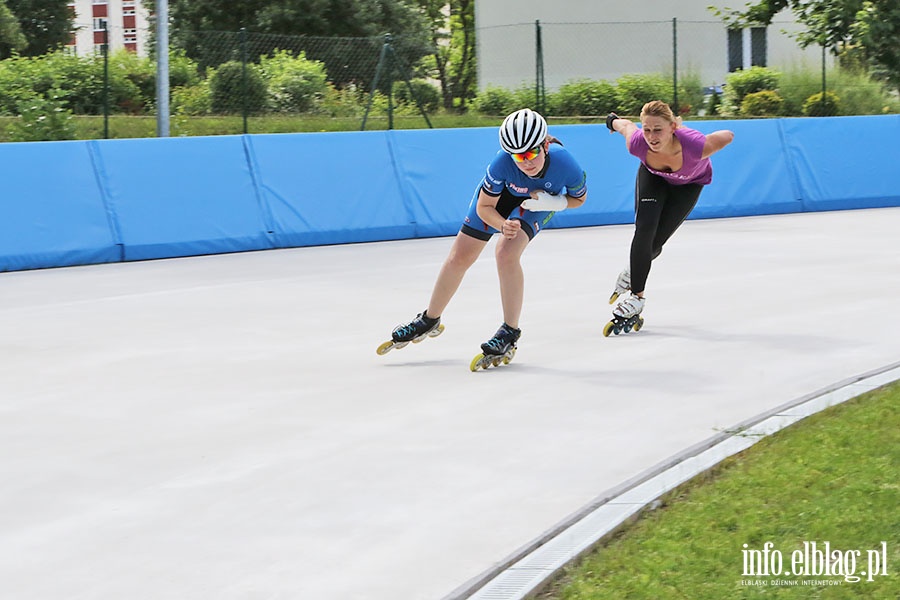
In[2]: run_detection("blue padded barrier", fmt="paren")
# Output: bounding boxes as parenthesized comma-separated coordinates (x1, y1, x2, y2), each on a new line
(684, 118, 800, 219)
(0, 140, 119, 271)
(92, 135, 271, 261)
(247, 131, 415, 247)
(0, 116, 898, 273)
(389, 127, 500, 238)
(780, 115, 900, 212)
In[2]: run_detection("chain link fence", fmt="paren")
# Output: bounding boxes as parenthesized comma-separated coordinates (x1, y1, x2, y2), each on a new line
(0, 19, 897, 141)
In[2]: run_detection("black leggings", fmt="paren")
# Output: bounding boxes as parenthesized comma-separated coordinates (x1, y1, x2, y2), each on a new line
(629, 164, 703, 295)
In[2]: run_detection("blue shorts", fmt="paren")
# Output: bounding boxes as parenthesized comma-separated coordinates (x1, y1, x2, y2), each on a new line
(460, 188, 557, 242)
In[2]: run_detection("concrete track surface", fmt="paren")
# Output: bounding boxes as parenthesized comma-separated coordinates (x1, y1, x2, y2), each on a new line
(1, 207, 898, 600)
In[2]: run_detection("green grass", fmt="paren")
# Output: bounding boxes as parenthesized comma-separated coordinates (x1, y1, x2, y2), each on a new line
(538, 382, 900, 600)
(0, 113, 604, 142)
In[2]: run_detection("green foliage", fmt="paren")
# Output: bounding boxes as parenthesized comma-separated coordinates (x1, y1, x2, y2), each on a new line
(706, 90, 722, 116)
(209, 61, 267, 114)
(6, 92, 76, 141)
(673, 70, 706, 117)
(392, 78, 441, 113)
(614, 73, 672, 115)
(3, 0, 70, 58)
(779, 64, 900, 116)
(259, 50, 329, 113)
(740, 90, 785, 116)
(471, 85, 516, 115)
(549, 79, 617, 117)
(172, 82, 212, 116)
(722, 66, 780, 115)
(802, 91, 841, 116)
(0, 0, 26, 57)
(851, 0, 900, 92)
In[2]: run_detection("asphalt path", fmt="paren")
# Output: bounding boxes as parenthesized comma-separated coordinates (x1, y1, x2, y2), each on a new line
(1, 207, 898, 600)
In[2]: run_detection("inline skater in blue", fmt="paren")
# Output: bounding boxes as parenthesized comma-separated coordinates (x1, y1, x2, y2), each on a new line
(377, 109, 588, 370)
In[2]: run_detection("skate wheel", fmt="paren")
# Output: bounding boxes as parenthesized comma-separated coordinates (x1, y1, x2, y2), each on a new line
(613, 324, 622, 335)
(608, 291, 619, 305)
(491, 357, 502, 368)
(428, 324, 446, 338)
(633, 318, 643, 332)
(376, 340, 394, 355)
(503, 348, 516, 365)
(602, 321, 615, 337)
(624, 323, 633, 333)
(470, 353, 485, 372)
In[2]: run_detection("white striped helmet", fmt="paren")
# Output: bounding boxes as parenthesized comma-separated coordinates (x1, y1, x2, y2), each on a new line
(498, 108, 547, 154)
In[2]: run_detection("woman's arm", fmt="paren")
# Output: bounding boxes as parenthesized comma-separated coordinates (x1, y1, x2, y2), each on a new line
(701, 130, 734, 159)
(606, 112, 639, 151)
(476, 189, 520, 239)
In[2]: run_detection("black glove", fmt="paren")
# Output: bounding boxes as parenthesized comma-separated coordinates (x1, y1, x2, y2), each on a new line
(605, 112, 619, 132)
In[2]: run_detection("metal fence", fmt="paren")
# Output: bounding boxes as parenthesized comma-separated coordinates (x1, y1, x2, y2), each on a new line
(1, 18, 896, 142)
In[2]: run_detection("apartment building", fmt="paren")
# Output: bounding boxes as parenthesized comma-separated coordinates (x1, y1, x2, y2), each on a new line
(66, 0, 152, 56)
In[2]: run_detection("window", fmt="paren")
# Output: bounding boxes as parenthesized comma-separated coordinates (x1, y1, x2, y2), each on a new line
(728, 27, 768, 71)
(93, 18, 107, 31)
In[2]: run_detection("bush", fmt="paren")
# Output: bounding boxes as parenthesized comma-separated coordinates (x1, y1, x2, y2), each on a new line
(614, 73, 672, 115)
(260, 50, 330, 113)
(472, 85, 515, 115)
(723, 66, 780, 115)
(740, 90, 785, 116)
(802, 91, 841, 116)
(209, 61, 267, 114)
(7, 93, 76, 141)
(392, 79, 441, 113)
(172, 82, 212, 116)
(549, 79, 617, 116)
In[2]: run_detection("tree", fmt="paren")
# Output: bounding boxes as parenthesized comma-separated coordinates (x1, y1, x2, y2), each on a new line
(415, 0, 476, 111)
(851, 0, 900, 91)
(3, 0, 71, 57)
(0, 0, 27, 58)
(159, 0, 432, 91)
(712, 0, 900, 91)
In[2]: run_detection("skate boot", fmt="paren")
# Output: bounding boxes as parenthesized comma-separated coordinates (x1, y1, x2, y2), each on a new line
(376, 310, 445, 355)
(470, 323, 521, 371)
(608, 267, 631, 304)
(603, 293, 645, 337)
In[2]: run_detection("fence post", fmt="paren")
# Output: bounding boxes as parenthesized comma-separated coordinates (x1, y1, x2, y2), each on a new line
(535, 20, 545, 114)
(240, 27, 249, 134)
(820, 43, 826, 115)
(672, 17, 678, 116)
(361, 35, 391, 130)
(103, 22, 109, 139)
(155, 0, 169, 137)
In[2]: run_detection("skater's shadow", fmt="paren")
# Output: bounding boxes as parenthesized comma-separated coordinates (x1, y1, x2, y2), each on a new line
(382, 359, 462, 368)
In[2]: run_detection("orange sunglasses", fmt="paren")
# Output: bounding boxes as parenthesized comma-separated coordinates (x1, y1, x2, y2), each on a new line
(510, 146, 542, 163)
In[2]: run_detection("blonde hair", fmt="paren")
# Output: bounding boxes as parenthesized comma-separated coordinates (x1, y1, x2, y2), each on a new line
(641, 100, 683, 127)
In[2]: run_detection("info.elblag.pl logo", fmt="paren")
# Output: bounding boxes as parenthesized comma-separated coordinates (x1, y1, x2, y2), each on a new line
(741, 541, 890, 586)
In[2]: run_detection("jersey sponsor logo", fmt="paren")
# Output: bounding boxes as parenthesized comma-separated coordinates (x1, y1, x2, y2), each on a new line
(640, 197, 657, 203)
(508, 183, 529, 194)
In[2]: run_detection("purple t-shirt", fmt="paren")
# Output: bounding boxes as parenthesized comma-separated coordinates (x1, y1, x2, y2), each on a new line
(629, 126, 712, 185)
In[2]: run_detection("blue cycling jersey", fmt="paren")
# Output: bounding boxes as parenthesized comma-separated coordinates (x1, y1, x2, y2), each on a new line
(460, 145, 587, 241)
(481, 145, 587, 199)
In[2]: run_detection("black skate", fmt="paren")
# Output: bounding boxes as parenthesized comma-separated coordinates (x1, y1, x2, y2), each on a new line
(377, 310, 444, 355)
(470, 323, 521, 371)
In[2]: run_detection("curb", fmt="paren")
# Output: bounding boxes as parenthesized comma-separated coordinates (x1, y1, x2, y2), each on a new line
(444, 361, 900, 600)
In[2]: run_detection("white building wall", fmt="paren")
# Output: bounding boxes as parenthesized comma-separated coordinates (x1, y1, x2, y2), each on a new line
(475, 1, 829, 91)
(67, 0, 152, 57)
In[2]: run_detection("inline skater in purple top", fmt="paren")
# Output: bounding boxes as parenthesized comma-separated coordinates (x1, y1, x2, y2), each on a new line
(377, 108, 588, 368)
(603, 100, 733, 336)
